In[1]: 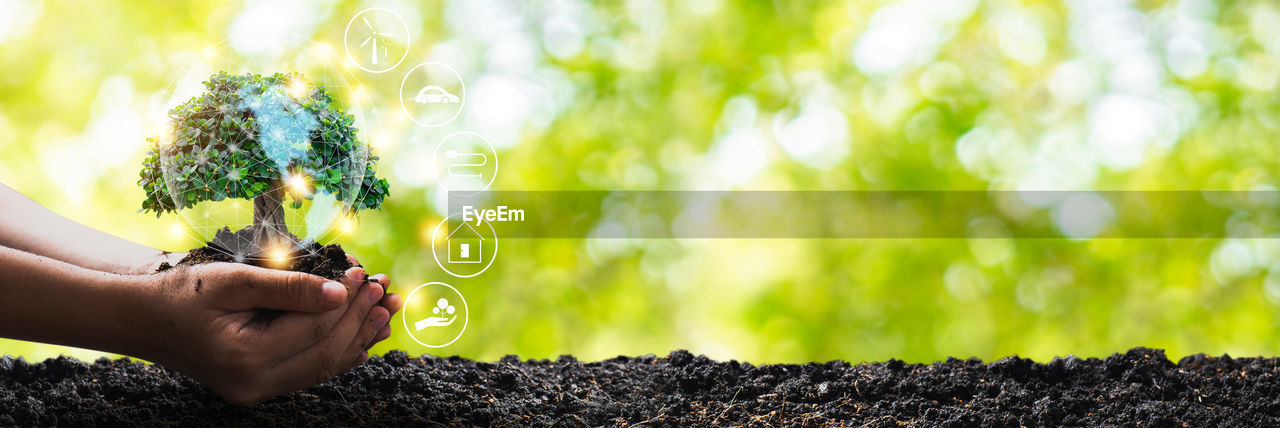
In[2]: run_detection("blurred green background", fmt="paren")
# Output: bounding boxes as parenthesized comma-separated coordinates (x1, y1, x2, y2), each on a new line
(3, 0, 1280, 365)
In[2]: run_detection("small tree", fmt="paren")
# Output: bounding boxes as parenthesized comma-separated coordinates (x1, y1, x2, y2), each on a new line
(139, 72, 390, 258)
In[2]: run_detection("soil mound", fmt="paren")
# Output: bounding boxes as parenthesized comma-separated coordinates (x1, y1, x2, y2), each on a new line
(2, 348, 1277, 426)
(156, 226, 351, 280)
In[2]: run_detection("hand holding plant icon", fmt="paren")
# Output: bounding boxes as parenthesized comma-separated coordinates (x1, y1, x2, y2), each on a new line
(414, 298, 457, 330)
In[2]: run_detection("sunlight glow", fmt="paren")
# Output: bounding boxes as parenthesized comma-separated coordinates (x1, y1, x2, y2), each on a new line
(349, 85, 366, 103)
(288, 78, 308, 99)
(268, 245, 290, 266)
(313, 42, 335, 58)
(420, 218, 444, 247)
(370, 130, 393, 151)
(288, 173, 309, 194)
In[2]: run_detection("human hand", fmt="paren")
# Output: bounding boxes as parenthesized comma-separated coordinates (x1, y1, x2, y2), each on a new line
(348, 254, 402, 347)
(135, 261, 388, 405)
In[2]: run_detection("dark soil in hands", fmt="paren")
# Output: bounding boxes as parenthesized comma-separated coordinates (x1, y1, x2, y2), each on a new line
(155, 226, 352, 280)
(152, 226, 356, 323)
(2, 347, 1277, 426)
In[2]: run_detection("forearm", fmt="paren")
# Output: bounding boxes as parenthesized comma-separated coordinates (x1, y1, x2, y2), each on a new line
(0, 245, 156, 357)
(0, 184, 179, 274)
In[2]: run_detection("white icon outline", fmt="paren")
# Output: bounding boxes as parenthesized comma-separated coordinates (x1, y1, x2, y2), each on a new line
(402, 282, 469, 348)
(399, 61, 466, 127)
(359, 18, 392, 65)
(445, 150, 487, 178)
(343, 7, 410, 73)
(432, 213, 498, 278)
(413, 85, 460, 104)
(446, 221, 484, 264)
(432, 131, 497, 195)
(414, 297, 458, 330)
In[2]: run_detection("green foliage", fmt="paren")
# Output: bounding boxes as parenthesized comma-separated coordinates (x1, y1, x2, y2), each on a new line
(138, 72, 390, 216)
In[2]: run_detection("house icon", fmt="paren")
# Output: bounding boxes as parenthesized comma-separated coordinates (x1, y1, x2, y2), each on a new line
(446, 221, 484, 264)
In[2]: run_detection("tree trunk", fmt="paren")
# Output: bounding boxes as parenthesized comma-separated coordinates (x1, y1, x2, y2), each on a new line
(252, 181, 295, 255)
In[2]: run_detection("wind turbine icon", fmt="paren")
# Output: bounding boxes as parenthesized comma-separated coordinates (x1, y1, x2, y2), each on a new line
(359, 17, 394, 65)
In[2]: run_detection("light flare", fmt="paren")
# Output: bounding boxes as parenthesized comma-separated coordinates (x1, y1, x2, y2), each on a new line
(419, 217, 443, 246)
(288, 173, 309, 194)
(370, 130, 393, 151)
(288, 78, 308, 99)
(349, 85, 366, 104)
(267, 245, 291, 267)
(313, 42, 336, 58)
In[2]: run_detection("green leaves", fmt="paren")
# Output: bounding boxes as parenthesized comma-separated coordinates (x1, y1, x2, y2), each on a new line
(137, 71, 390, 217)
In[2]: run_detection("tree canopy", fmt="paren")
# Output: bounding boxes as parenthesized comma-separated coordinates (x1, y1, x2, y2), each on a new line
(139, 72, 389, 216)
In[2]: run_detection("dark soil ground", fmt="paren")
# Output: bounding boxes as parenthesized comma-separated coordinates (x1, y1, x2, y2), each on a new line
(2, 347, 1278, 426)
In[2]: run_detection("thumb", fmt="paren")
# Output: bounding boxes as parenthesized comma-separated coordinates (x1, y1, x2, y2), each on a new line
(224, 267, 347, 312)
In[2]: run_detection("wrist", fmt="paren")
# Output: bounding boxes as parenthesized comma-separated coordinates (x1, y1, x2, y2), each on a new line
(95, 271, 170, 361)
(0, 246, 168, 360)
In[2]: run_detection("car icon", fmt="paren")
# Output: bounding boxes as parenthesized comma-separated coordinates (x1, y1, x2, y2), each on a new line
(414, 85, 460, 104)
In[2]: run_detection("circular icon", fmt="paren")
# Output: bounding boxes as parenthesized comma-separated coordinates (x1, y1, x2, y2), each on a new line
(432, 212, 498, 278)
(432, 131, 497, 194)
(344, 8, 410, 73)
(399, 62, 465, 127)
(402, 282, 469, 348)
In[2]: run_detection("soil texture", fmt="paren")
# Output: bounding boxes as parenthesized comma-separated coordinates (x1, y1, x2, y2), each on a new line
(155, 226, 352, 280)
(2, 347, 1278, 426)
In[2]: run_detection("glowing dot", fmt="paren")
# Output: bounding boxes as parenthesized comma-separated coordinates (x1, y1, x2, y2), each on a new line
(350, 85, 366, 103)
(170, 222, 183, 238)
(159, 132, 174, 146)
(339, 216, 355, 233)
(313, 42, 335, 58)
(289, 79, 308, 99)
(419, 218, 443, 246)
(288, 174, 308, 194)
(202, 45, 217, 59)
(371, 131, 393, 151)
(269, 246, 289, 264)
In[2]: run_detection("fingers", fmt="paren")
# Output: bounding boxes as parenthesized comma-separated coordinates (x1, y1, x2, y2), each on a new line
(369, 274, 399, 346)
(345, 253, 360, 267)
(367, 272, 395, 313)
(255, 267, 365, 362)
(342, 306, 389, 371)
(361, 293, 399, 351)
(266, 282, 385, 394)
(379, 292, 403, 316)
(339, 266, 367, 299)
(220, 266, 346, 313)
(371, 324, 391, 347)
